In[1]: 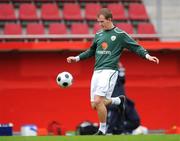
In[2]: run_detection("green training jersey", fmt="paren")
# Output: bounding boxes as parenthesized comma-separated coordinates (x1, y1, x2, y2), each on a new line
(79, 27, 148, 70)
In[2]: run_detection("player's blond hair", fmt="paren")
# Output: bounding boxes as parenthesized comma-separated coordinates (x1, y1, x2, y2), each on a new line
(97, 8, 113, 20)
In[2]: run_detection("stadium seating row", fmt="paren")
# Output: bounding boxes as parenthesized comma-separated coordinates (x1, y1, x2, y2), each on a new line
(0, 3, 148, 21)
(0, 0, 142, 3)
(2, 22, 156, 35)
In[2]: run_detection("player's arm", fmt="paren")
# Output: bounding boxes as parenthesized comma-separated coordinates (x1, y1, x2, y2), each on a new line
(67, 40, 97, 63)
(122, 32, 159, 64)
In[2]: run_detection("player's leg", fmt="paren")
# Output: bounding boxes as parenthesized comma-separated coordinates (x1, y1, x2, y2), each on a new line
(90, 70, 108, 134)
(90, 70, 118, 135)
(92, 95, 107, 135)
(103, 73, 126, 116)
(103, 96, 125, 107)
(103, 94, 126, 118)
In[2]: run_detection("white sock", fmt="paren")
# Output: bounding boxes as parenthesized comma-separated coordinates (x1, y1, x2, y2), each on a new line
(111, 97, 121, 105)
(99, 122, 106, 134)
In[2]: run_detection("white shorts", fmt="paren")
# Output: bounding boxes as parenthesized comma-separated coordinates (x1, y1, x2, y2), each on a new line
(90, 69, 118, 102)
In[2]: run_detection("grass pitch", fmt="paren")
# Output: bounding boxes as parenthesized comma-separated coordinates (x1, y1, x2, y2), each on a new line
(0, 135, 179, 141)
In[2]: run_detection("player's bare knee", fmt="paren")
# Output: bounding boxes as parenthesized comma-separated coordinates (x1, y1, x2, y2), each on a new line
(94, 96, 104, 107)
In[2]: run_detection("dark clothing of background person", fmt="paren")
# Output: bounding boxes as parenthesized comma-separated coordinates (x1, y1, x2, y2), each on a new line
(107, 66, 140, 134)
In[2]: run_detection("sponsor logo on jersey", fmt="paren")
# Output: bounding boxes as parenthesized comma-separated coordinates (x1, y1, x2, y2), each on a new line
(101, 42, 108, 50)
(97, 50, 111, 55)
(111, 35, 116, 41)
(97, 42, 111, 55)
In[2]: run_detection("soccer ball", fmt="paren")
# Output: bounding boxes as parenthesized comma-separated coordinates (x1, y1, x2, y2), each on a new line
(56, 71, 73, 88)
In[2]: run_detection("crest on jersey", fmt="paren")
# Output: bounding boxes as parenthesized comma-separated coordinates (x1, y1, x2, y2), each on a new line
(101, 42, 108, 50)
(111, 35, 116, 41)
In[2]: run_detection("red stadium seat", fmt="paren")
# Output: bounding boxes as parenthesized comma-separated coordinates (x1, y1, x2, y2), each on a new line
(122, 0, 142, 2)
(0, 0, 11, 2)
(93, 23, 133, 34)
(116, 23, 134, 34)
(19, 4, 38, 21)
(71, 23, 89, 34)
(26, 23, 45, 35)
(107, 3, 127, 21)
(0, 4, 16, 21)
(128, 3, 148, 21)
(12, 0, 33, 2)
(85, 3, 102, 21)
(48, 23, 67, 34)
(56, 0, 76, 2)
(99, 0, 119, 2)
(63, 4, 82, 21)
(78, 0, 99, 2)
(137, 23, 156, 34)
(41, 4, 61, 21)
(35, 0, 57, 2)
(3, 23, 22, 35)
(137, 23, 158, 40)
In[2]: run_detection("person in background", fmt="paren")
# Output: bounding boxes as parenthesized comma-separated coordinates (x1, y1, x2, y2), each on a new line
(106, 63, 140, 134)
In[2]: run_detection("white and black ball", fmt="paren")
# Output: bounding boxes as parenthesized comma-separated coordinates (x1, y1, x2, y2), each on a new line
(56, 72, 73, 88)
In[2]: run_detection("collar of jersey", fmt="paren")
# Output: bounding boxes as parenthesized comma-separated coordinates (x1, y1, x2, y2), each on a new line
(104, 26, 116, 32)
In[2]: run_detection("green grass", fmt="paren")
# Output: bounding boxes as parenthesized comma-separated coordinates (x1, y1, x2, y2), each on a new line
(0, 135, 179, 141)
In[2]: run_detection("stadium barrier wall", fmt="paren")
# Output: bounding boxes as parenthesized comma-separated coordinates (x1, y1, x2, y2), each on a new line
(0, 41, 180, 51)
(0, 41, 179, 132)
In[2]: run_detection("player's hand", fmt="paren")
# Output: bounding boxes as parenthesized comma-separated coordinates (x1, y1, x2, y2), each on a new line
(146, 54, 159, 64)
(67, 56, 78, 63)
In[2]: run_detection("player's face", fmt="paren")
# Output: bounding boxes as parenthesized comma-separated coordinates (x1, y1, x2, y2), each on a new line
(97, 15, 111, 30)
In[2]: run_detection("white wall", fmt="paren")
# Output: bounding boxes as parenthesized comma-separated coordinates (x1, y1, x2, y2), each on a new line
(143, 0, 180, 41)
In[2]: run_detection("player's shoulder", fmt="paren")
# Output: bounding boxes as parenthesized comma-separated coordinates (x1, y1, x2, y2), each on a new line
(113, 27, 125, 34)
(114, 27, 131, 39)
(94, 30, 104, 39)
(95, 29, 104, 35)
